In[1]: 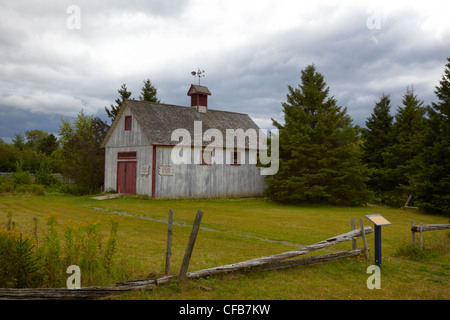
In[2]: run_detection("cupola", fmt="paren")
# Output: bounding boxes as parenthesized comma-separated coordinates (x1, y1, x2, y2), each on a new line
(187, 84, 211, 113)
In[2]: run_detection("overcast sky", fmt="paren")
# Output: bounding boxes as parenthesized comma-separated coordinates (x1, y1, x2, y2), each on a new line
(1, 0, 449, 142)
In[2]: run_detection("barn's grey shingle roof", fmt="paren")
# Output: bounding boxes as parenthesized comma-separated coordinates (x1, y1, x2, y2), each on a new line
(101, 99, 262, 148)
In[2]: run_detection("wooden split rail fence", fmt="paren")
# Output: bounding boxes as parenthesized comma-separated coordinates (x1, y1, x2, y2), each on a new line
(117, 216, 373, 288)
(0, 211, 373, 300)
(410, 220, 450, 249)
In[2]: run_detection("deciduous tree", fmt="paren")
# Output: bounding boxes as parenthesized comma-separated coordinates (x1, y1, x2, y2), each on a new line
(59, 110, 107, 194)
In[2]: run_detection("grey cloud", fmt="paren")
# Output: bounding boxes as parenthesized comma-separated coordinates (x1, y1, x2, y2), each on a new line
(0, 1, 448, 141)
(0, 106, 71, 139)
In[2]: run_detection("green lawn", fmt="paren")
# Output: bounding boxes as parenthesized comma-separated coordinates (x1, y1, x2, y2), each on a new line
(0, 194, 448, 300)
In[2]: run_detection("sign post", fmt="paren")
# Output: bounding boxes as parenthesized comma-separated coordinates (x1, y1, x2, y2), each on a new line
(365, 214, 391, 266)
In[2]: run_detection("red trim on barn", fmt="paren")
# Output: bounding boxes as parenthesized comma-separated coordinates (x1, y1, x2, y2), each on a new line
(230, 151, 241, 166)
(117, 151, 137, 159)
(124, 116, 132, 130)
(151, 145, 156, 198)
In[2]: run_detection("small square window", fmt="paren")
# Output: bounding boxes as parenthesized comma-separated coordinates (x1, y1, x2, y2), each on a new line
(125, 116, 132, 130)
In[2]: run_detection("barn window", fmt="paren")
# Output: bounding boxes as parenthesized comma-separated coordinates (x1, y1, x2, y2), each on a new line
(230, 151, 241, 166)
(124, 116, 132, 130)
(118, 152, 137, 159)
(200, 150, 212, 165)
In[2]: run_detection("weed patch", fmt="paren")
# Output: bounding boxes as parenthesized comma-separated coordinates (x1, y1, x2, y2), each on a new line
(0, 212, 125, 288)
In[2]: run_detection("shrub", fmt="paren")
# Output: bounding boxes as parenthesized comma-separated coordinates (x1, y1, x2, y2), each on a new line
(0, 216, 44, 288)
(11, 171, 32, 185)
(0, 177, 15, 194)
(1, 213, 124, 288)
(35, 161, 57, 186)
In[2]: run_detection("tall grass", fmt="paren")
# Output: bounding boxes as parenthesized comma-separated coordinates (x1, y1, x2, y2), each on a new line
(1, 196, 448, 299)
(0, 212, 125, 288)
(394, 231, 450, 261)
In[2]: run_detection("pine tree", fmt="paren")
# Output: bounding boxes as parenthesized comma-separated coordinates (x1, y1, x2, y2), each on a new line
(382, 86, 426, 205)
(139, 79, 160, 103)
(264, 64, 372, 205)
(413, 58, 450, 215)
(105, 83, 132, 122)
(362, 93, 394, 194)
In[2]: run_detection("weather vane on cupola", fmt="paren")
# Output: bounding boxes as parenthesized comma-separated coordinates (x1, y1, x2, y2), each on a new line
(191, 68, 205, 85)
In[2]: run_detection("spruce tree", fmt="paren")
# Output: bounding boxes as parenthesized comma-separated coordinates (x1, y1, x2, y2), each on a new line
(362, 93, 394, 194)
(105, 83, 132, 122)
(264, 64, 372, 205)
(413, 58, 450, 215)
(383, 86, 426, 205)
(139, 79, 160, 103)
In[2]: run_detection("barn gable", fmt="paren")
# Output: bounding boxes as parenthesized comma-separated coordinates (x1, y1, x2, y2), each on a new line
(102, 105, 149, 148)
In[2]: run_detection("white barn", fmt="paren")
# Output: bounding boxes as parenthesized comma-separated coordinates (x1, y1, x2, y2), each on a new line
(100, 85, 266, 198)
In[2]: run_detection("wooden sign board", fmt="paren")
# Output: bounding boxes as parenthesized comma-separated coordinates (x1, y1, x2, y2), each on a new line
(159, 166, 174, 176)
(140, 165, 150, 175)
(365, 214, 391, 226)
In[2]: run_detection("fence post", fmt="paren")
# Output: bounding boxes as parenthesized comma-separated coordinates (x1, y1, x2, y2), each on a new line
(165, 209, 173, 276)
(351, 217, 357, 250)
(419, 222, 423, 249)
(359, 218, 369, 259)
(178, 210, 203, 282)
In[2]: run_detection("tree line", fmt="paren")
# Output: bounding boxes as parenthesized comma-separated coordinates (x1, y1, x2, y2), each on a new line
(1, 60, 448, 216)
(265, 58, 449, 216)
(0, 79, 159, 194)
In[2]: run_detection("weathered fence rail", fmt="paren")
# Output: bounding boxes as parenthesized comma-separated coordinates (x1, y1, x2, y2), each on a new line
(118, 223, 373, 288)
(411, 220, 450, 248)
(185, 226, 373, 279)
(0, 286, 140, 300)
(0, 213, 373, 300)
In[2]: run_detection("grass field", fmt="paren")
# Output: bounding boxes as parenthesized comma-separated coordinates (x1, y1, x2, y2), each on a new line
(0, 194, 448, 300)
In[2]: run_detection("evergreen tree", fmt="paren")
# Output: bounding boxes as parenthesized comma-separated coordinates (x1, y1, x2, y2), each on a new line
(383, 86, 426, 205)
(362, 93, 394, 194)
(105, 83, 132, 122)
(139, 79, 160, 102)
(12, 133, 26, 151)
(37, 133, 59, 156)
(413, 58, 450, 215)
(264, 64, 372, 205)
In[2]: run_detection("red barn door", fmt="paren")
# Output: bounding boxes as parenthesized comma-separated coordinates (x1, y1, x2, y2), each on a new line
(117, 161, 136, 194)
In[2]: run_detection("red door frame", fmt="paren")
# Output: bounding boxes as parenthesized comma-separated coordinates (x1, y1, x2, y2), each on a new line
(117, 161, 136, 194)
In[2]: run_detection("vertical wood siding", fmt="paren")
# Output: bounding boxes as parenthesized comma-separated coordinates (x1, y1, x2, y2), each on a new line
(154, 146, 265, 198)
(104, 107, 152, 195)
(104, 107, 265, 198)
